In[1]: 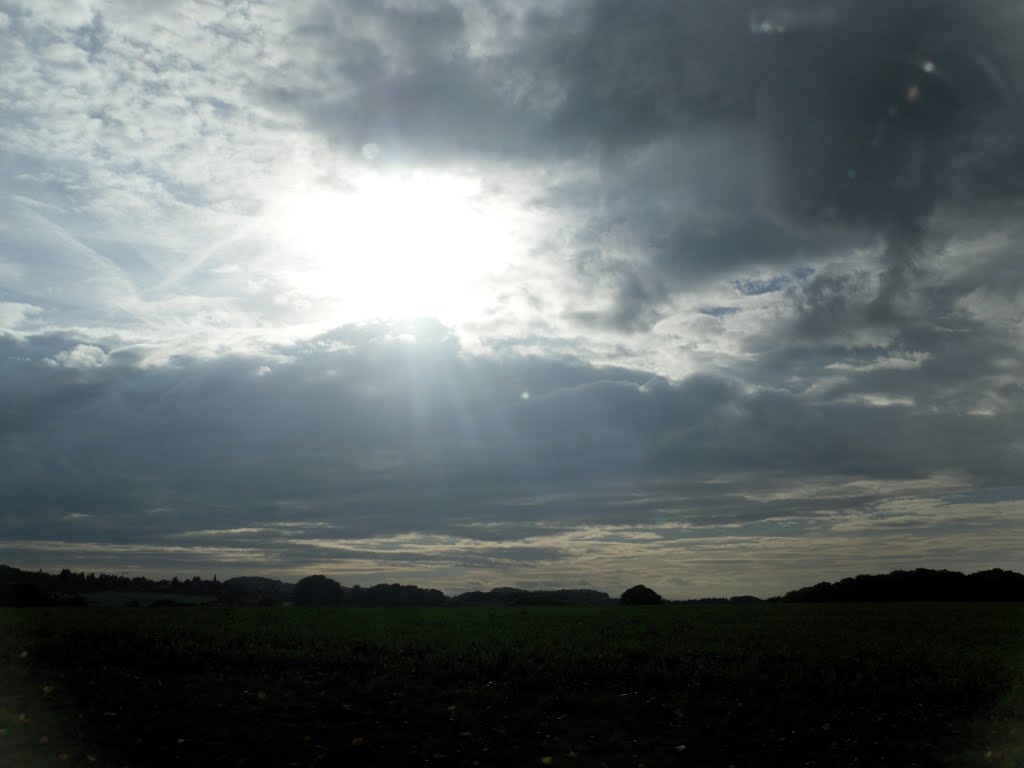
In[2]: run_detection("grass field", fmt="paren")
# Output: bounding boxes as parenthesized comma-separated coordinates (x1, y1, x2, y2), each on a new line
(82, 591, 220, 608)
(1, 603, 1023, 767)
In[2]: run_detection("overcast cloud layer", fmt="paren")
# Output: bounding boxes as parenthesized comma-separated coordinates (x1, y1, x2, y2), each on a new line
(2, 0, 1023, 597)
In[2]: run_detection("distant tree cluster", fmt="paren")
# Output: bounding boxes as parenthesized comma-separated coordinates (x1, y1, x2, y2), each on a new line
(672, 595, 764, 605)
(0, 564, 222, 606)
(620, 585, 663, 605)
(782, 568, 1024, 602)
(0, 580, 60, 607)
(292, 575, 344, 606)
(291, 576, 446, 607)
(450, 587, 614, 607)
(220, 576, 293, 606)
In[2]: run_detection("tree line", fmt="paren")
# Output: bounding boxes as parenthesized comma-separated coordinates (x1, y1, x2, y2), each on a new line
(3, 563, 1023, 607)
(0, 564, 222, 606)
(780, 567, 1024, 602)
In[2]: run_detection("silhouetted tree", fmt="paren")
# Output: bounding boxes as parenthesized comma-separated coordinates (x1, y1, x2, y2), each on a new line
(620, 584, 662, 605)
(293, 575, 343, 606)
(966, 568, 1024, 600)
(0, 582, 51, 606)
(362, 583, 446, 606)
(449, 587, 614, 607)
(221, 576, 292, 606)
(782, 568, 1024, 602)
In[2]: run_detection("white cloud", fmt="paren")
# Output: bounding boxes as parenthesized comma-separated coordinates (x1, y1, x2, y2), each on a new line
(826, 352, 931, 372)
(46, 343, 107, 368)
(0, 302, 42, 329)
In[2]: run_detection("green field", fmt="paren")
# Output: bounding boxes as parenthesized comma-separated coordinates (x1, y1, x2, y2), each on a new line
(2, 604, 1023, 767)
(82, 591, 220, 608)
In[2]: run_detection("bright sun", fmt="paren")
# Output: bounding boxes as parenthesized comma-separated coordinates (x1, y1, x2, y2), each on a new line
(270, 171, 521, 326)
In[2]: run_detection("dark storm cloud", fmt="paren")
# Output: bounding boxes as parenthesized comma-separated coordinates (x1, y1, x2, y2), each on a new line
(277, 0, 1024, 328)
(3, 318, 1022, 561)
(265, 0, 530, 163)
(756, 1, 1024, 320)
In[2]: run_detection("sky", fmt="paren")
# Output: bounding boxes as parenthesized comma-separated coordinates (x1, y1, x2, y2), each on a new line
(2, 0, 1023, 598)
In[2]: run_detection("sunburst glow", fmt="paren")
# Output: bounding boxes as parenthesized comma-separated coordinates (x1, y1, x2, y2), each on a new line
(270, 172, 522, 325)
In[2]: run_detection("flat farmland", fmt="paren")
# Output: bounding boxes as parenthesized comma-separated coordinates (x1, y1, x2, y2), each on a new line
(1, 604, 1023, 767)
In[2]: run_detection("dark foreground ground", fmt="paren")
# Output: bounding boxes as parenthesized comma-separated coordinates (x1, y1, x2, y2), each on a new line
(1, 603, 1023, 767)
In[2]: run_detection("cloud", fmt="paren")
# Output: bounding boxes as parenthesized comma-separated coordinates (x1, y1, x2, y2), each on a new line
(46, 343, 108, 369)
(266, 1, 1024, 333)
(5, 0, 1022, 349)
(0, 301, 42, 329)
(2, 318, 1022, 592)
(2, 2, 1023, 594)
